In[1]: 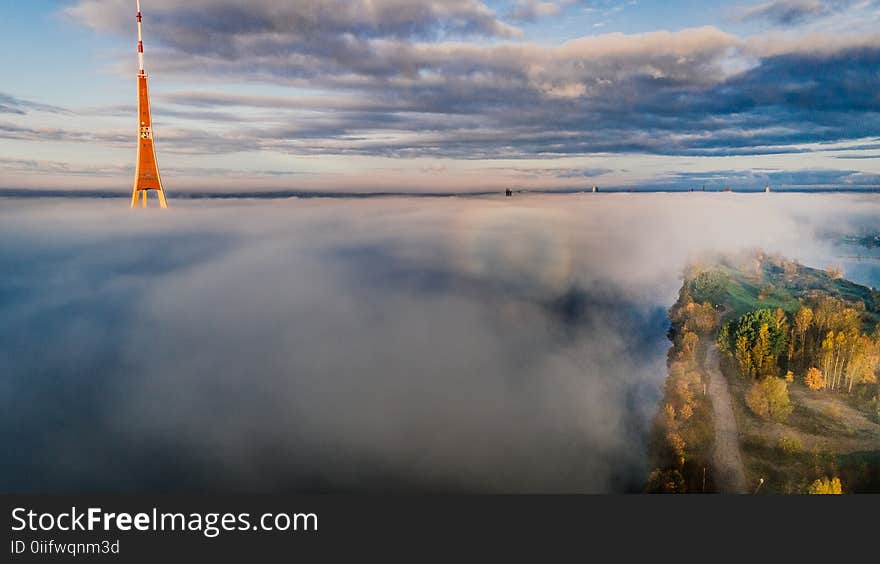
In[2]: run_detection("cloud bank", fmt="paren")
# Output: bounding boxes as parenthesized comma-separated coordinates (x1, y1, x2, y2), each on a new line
(3, 193, 880, 492)
(50, 1, 880, 164)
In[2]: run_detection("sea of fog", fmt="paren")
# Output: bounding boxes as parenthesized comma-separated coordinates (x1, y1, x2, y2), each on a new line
(2, 193, 880, 493)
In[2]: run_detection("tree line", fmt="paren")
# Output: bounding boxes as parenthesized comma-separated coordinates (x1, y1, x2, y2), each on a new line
(647, 288, 717, 492)
(718, 295, 880, 396)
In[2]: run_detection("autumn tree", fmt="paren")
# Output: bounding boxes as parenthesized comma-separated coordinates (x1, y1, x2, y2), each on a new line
(816, 327, 879, 393)
(807, 476, 843, 494)
(842, 331, 880, 393)
(746, 377, 793, 421)
(735, 335, 753, 378)
(681, 331, 700, 361)
(804, 367, 826, 391)
(686, 302, 718, 334)
(791, 305, 813, 366)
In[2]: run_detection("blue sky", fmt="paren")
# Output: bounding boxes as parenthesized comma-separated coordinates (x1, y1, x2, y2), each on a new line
(1, 0, 879, 192)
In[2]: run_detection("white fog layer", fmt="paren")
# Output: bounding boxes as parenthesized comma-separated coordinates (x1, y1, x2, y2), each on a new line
(2, 193, 879, 492)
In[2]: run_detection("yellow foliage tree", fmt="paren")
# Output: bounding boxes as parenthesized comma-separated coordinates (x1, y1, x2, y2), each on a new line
(804, 367, 826, 391)
(663, 403, 676, 425)
(808, 476, 843, 494)
(681, 331, 700, 360)
(679, 403, 694, 421)
(746, 377, 793, 421)
(736, 335, 753, 378)
(665, 431, 686, 468)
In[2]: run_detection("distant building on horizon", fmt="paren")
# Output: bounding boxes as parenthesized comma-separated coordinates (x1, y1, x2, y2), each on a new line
(765, 185, 772, 193)
(592, 185, 599, 193)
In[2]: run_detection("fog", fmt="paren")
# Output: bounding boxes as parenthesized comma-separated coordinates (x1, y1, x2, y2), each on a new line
(2, 193, 880, 492)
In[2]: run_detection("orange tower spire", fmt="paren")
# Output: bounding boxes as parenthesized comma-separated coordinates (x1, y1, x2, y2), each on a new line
(131, 0, 168, 208)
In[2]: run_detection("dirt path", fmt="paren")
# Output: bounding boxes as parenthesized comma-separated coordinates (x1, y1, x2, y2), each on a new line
(704, 345, 749, 494)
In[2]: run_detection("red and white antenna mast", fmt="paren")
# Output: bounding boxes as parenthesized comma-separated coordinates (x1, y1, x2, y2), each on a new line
(131, 0, 168, 208)
(136, 0, 146, 75)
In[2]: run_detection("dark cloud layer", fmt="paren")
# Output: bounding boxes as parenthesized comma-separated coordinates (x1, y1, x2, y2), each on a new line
(737, 0, 871, 26)
(60, 1, 880, 161)
(3, 194, 880, 492)
(0, 92, 69, 116)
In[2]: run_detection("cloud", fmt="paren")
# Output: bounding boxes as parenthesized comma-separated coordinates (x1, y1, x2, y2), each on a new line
(65, 0, 880, 160)
(735, 0, 880, 27)
(0, 92, 69, 115)
(508, 1, 562, 22)
(0, 121, 111, 143)
(3, 194, 880, 492)
(68, 0, 520, 42)
(0, 158, 129, 177)
(738, 0, 831, 25)
(0, 1, 859, 187)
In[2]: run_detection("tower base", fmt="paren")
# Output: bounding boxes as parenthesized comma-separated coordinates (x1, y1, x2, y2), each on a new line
(131, 189, 168, 209)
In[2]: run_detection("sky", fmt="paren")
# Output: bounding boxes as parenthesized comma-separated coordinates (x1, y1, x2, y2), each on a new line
(1, 0, 880, 193)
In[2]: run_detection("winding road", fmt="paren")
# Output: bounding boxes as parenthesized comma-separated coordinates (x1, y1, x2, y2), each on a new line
(704, 345, 749, 494)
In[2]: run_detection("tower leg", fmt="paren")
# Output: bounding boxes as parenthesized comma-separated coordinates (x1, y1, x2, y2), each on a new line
(131, 189, 139, 208)
(141, 191, 148, 208)
(157, 189, 168, 209)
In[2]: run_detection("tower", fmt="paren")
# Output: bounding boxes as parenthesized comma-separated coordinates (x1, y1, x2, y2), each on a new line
(131, 0, 168, 208)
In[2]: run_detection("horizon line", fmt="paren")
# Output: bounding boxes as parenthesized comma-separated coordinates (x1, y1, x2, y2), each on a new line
(3, 187, 880, 200)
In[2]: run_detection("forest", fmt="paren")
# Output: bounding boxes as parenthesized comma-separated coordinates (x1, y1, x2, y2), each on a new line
(718, 296, 880, 396)
(649, 253, 880, 494)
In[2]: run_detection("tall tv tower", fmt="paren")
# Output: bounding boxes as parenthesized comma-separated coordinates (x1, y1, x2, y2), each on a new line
(131, 0, 168, 208)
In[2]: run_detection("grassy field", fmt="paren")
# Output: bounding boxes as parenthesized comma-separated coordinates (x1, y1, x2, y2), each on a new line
(722, 355, 880, 493)
(689, 253, 880, 324)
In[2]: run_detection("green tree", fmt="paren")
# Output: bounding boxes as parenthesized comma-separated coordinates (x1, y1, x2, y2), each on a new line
(689, 271, 729, 304)
(723, 309, 789, 378)
(646, 469, 686, 494)
(718, 323, 731, 354)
